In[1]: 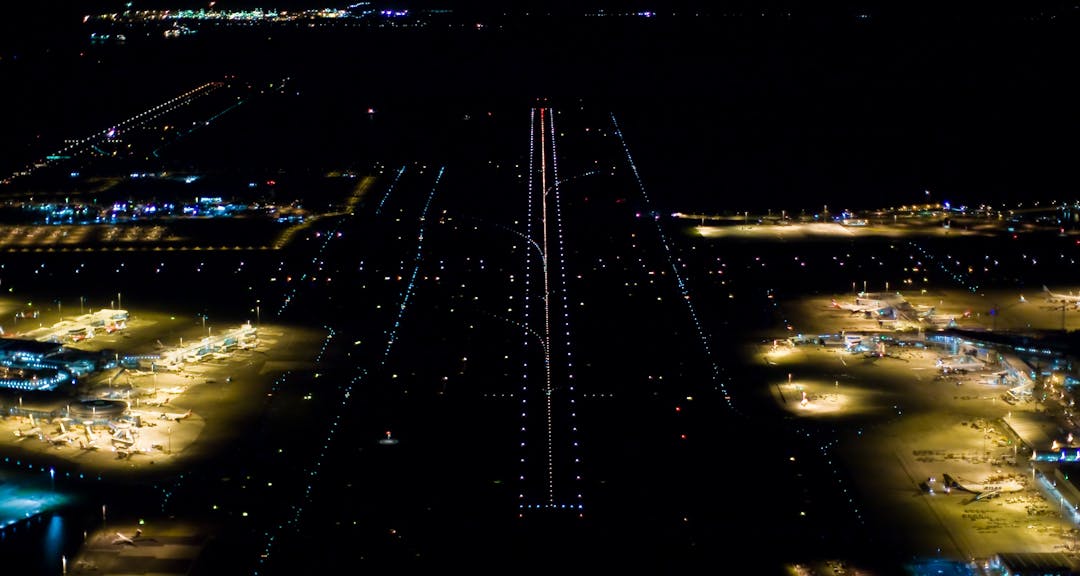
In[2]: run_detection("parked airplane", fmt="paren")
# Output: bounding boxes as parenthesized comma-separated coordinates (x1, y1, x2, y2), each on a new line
(142, 396, 171, 407)
(940, 472, 1023, 502)
(1043, 285, 1080, 308)
(112, 529, 141, 545)
(160, 409, 192, 422)
(45, 421, 81, 446)
(114, 441, 149, 459)
(167, 406, 195, 419)
(972, 488, 1002, 502)
(831, 298, 889, 315)
(936, 355, 986, 373)
(923, 314, 958, 329)
(111, 427, 136, 447)
(13, 414, 41, 438)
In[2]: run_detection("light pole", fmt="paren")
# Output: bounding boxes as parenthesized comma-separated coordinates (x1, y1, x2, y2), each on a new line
(255, 300, 261, 328)
(117, 292, 122, 310)
(80, 296, 85, 316)
(56, 299, 61, 321)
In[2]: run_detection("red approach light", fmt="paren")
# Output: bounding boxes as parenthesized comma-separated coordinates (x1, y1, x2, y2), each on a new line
(675, 406, 681, 412)
(680, 434, 687, 440)
(266, 180, 276, 186)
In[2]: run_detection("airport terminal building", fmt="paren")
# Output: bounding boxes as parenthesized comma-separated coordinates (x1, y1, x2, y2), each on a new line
(0, 337, 101, 392)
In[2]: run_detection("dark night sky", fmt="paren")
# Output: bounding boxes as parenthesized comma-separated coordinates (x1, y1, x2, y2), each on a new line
(2, 2, 1080, 211)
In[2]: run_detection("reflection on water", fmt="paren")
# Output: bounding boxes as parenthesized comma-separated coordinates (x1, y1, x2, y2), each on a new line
(1, 509, 94, 576)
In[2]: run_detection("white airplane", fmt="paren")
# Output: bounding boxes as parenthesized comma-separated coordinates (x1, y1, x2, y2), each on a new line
(159, 409, 192, 422)
(115, 441, 149, 459)
(923, 315, 957, 329)
(13, 414, 41, 438)
(937, 355, 986, 372)
(111, 427, 136, 447)
(111, 529, 141, 545)
(45, 421, 81, 446)
(831, 298, 888, 314)
(142, 396, 171, 407)
(1043, 285, 1080, 308)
